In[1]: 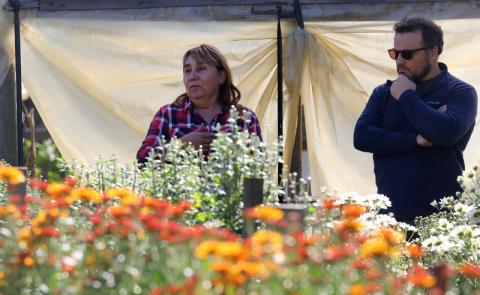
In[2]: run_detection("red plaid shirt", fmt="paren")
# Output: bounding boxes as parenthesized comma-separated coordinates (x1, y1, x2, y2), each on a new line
(137, 99, 262, 163)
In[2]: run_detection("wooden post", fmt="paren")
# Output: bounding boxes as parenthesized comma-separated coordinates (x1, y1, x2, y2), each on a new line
(277, 203, 306, 233)
(0, 66, 18, 166)
(243, 177, 263, 236)
(290, 102, 303, 178)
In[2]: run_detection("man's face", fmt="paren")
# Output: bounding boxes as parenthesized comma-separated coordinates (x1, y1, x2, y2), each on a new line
(393, 31, 432, 83)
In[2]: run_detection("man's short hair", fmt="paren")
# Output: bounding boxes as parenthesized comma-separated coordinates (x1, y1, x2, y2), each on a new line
(394, 17, 444, 55)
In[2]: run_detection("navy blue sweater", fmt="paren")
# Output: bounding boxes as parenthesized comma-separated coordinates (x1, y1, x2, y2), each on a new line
(354, 63, 477, 222)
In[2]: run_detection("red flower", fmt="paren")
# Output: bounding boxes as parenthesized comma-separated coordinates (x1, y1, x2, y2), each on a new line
(324, 244, 356, 262)
(90, 214, 102, 225)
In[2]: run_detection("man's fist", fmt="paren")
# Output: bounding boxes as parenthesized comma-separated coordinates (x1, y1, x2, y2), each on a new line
(390, 75, 416, 100)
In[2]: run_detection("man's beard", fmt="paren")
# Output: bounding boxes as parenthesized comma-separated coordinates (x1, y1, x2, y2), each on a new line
(411, 63, 431, 83)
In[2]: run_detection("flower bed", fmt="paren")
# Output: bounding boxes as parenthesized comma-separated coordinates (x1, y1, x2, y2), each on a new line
(0, 166, 479, 294)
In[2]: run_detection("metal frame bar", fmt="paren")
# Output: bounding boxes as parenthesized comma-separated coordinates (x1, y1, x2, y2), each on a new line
(3, 0, 459, 11)
(7, 0, 24, 167)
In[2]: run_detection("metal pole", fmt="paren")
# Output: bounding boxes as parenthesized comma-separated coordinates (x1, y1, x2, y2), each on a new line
(276, 5, 283, 193)
(10, 0, 24, 166)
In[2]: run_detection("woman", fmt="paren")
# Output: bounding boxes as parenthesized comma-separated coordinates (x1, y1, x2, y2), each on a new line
(137, 44, 262, 163)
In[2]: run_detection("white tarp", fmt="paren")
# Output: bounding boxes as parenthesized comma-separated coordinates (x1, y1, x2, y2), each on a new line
(1, 1, 479, 194)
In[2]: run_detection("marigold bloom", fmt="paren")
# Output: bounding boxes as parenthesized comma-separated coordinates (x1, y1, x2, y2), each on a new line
(321, 197, 337, 209)
(245, 205, 284, 223)
(214, 241, 249, 260)
(70, 188, 102, 203)
(360, 237, 389, 257)
(406, 244, 424, 260)
(106, 188, 134, 200)
(0, 167, 25, 185)
(378, 228, 404, 246)
(251, 231, 283, 257)
(408, 264, 437, 288)
(349, 282, 382, 295)
(31, 210, 48, 227)
(210, 260, 233, 273)
(334, 219, 364, 235)
(458, 263, 480, 278)
(341, 204, 367, 218)
(23, 256, 35, 267)
(46, 183, 71, 196)
(195, 240, 219, 259)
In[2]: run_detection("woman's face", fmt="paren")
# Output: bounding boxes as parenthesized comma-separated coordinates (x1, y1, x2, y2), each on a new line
(183, 55, 226, 108)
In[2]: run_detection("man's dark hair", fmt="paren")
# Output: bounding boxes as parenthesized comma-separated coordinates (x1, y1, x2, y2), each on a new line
(394, 17, 444, 55)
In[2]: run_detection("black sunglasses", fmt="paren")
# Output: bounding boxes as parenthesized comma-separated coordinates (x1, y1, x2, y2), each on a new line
(388, 47, 429, 60)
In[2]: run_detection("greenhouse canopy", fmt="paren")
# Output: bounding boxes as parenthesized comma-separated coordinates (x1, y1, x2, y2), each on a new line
(1, 0, 479, 194)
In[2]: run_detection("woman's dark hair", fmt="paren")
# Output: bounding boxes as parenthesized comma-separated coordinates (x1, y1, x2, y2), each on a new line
(174, 44, 241, 107)
(394, 17, 444, 55)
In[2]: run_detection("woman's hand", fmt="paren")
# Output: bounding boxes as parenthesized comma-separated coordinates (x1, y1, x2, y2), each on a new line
(180, 124, 216, 148)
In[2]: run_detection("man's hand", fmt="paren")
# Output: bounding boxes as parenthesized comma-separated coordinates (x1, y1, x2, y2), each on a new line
(180, 124, 216, 148)
(390, 75, 416, 100)
(415, 105, 447, 148)
(416, 134, 433, 147)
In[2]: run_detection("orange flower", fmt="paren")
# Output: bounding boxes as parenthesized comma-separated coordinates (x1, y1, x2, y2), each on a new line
(46, 183, 71, 196)
(458, 263, 480, 278)
(407, 264, 437, 288)
(349, 282, 382, 295)
(334, 219, 364, 235)
(341, 204, 367, 218)
(245, 205, 284, 223)
(406, 244, 424, 260)
(321, 197, 337, 209)
(360, 237, 389, 258)
(378, 228, 404, 246)
(214, 241, 249, 260)
(0, 167, 25, 185)
(23, 256, 35, 267)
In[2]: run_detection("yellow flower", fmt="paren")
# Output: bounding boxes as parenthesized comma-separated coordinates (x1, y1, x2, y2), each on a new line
(136, 230, 145, 240)
(46, 183, 70, 196)
(106, 188, 134, 200)
(86, 255, 96, 268)
(18, 227, 31, 241)
(360, 236, 389, 257)
(251, 230, 283, 257)
(214, 241, 249, 260)
(195, 240, 219, 259)
(32, 210, 47, 226)
(70, 188, 102, 203)
(0, 167, 25, 185)
(247, 205, 284, 223)
(120, 195, 140, 206)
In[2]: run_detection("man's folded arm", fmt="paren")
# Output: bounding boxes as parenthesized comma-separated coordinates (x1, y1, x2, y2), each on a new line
(354, 87, 419, 155)
(399, 86, 477, 146)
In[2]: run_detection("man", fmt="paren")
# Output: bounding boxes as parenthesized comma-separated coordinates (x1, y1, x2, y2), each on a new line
(354, 17, 478, 224)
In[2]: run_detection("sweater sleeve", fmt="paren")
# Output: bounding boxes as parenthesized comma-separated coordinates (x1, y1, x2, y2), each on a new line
(354, 86, 419, 155)
(398, 83, 478, 146)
